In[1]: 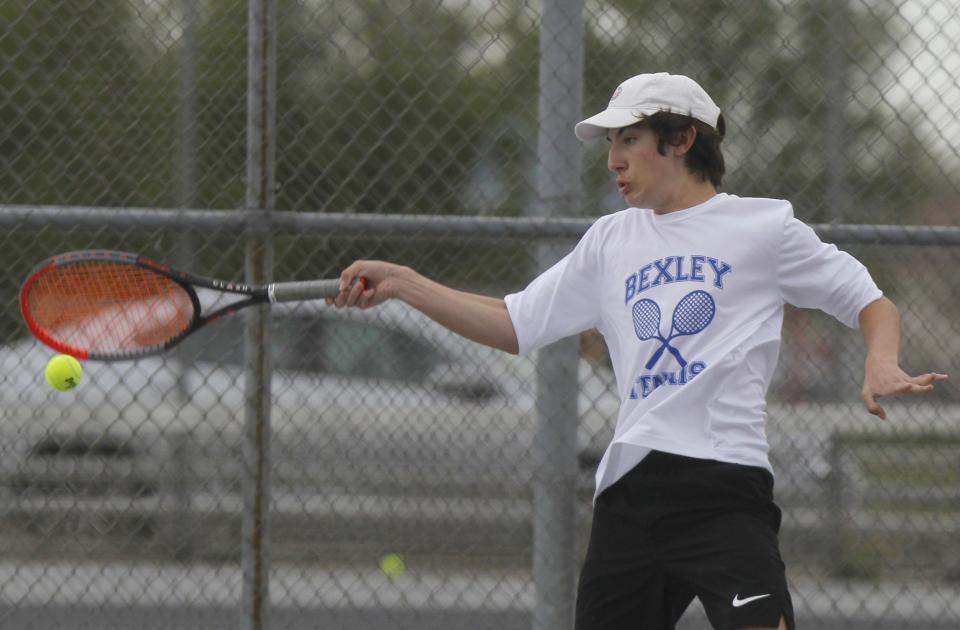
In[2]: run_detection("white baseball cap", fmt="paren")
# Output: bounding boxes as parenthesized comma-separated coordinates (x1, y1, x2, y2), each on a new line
(574, 72, 721, 140)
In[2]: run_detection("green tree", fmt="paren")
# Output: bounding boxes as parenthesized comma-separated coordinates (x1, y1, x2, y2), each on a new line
(0, 0, 179, 338)
(0, 0, 176, 207)
(273, 0, 523, 216)
(582, 0, 937, 224)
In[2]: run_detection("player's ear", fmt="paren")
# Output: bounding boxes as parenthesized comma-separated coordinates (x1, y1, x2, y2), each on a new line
(674, 126, 697, 157)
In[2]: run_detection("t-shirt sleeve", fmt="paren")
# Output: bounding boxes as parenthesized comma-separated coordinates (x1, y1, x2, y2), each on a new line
(777, 212, 883, 328)
(503, 226, 603, 355)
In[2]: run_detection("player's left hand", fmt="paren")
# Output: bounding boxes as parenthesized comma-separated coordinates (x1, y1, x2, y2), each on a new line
(861, 359, 948, 420)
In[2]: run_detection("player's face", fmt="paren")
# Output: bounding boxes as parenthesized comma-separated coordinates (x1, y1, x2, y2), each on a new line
(606, 125, 673, 209)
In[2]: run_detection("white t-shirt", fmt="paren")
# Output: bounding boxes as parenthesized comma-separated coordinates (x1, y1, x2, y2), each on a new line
(504, 193, 882, 498)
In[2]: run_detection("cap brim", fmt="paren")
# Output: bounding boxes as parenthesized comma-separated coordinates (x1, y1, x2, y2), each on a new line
(574, 108, 646, 141)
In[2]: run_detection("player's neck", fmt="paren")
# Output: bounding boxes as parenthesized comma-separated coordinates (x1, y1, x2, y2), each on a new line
(651, 178, 718, 215)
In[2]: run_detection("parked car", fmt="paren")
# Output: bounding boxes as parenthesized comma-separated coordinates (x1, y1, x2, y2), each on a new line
(0, 299, 619, 563)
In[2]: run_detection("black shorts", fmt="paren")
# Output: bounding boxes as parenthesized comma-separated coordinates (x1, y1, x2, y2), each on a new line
(575, 451, 795, 630)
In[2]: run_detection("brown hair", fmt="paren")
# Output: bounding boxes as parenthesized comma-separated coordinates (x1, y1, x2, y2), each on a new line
(630, 111, 726, 188)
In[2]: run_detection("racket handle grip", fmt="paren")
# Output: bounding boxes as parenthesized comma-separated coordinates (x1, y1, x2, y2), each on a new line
(645, 344, 667, 370)
(268, 279, 342, 303)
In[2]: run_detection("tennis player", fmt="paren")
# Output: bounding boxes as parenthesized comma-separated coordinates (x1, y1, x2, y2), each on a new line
(331, 72, 948, 630)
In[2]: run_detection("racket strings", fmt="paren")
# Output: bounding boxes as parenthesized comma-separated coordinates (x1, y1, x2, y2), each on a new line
(25, 262, 195, 353)
(672, 292, 715, 334)
(631, 300, 661, 340)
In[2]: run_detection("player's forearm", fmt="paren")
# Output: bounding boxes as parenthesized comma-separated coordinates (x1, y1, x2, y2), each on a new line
(859, 297, 900, 363)
(394, 268, 520, 354)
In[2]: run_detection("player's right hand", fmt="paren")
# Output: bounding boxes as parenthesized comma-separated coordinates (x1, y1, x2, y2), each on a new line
(328, 260, 405, 309)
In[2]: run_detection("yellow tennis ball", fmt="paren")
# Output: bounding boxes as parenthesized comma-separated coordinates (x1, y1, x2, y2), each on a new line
(45, 354, 83, 391)
(379, 553, 406, 578)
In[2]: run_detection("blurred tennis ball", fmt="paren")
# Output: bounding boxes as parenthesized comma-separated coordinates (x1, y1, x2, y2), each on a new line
(45, 354, 83, 391)
(379, 553, 406, 578)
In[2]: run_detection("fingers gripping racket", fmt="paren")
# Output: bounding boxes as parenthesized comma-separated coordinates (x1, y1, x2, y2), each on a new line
(644, 290, 716, 370)
(20, 250, 360, 362)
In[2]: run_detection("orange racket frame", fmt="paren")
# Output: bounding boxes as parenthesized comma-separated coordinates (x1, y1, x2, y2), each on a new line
(20, 250, 350, 361)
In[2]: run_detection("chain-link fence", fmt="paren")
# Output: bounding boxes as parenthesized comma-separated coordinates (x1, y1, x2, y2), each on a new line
(0, 1, 958, 629)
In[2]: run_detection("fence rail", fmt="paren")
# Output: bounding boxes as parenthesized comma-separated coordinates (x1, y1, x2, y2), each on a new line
(5, 205, 960, 244)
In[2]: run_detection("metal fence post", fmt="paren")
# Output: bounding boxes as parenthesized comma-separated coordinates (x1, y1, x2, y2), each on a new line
(532, 1, 584, 628)
(824, 0, 851, 400)
(173, 0, 198, 429)
(243, 1, 277, 629)
(178, 0, 198, 214)
(826, 434, 848, 578)
(166, 432, 194, 561)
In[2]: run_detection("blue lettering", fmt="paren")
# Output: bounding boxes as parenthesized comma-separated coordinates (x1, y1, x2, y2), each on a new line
(638, 264, 652, 292)
(632, 361, 708, 399)
(624, 273, 637, 304)
(690, 255, 705, 282)
(707, 258, 733, 289)
(627, 256, 730, 301)
(674, 256, 690, 281)
(652, 257, 674, 286)
(639, 375, 653, 398)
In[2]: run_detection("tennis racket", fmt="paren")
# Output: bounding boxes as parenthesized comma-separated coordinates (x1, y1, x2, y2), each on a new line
(20, 250, 362, 362)
(644, 290, 715, 370)
(632, 298, 685, 366)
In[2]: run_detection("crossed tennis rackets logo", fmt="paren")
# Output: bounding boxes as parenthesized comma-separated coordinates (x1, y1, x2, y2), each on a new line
(631, 290, 716, 369)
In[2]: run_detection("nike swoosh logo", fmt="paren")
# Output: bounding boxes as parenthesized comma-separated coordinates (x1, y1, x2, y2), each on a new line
(732, 593, 771, 607)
